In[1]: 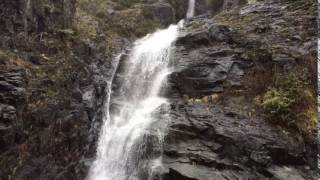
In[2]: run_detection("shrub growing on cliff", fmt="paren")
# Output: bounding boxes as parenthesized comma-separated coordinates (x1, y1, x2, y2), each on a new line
(258, 72, 316, 134)
(260, 88, 295, 125)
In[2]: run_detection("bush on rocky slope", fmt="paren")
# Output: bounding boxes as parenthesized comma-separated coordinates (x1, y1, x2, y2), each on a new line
(257, 72, 317, 135)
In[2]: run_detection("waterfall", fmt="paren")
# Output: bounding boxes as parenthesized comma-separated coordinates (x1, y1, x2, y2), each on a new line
(24, 0, 31, 35)
(87, 24, 179, 180)
(186, 0, 195, 18)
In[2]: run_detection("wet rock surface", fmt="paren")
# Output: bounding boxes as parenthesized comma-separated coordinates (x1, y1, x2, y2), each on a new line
(163, 101, 314, 179)
(163, 0, 317, 179)
(172, 24, 247, 97)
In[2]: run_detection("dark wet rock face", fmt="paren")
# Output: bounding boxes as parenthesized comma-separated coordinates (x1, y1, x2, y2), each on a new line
(172, 24, 246, 97)
(167, 20, 250, 99)
(163, 102, 311, 179)
(163, 0, 317, 179)
(0, 69, 27, 152)
(0, 69, 27, 107)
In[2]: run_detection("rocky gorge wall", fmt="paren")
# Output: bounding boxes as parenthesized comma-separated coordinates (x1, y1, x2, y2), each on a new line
(0, 0, 318, 180)
(162, 0, 318, 179)
(0, 0, 180, 178)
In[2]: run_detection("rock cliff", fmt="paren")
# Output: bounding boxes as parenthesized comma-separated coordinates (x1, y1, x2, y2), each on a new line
(0, 0, 317, 179)
(163, 0, 317, 179)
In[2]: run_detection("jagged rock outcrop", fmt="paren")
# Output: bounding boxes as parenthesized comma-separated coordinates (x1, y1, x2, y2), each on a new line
(163, 101, 315, 179)
(171, 23, 247, 97)
(163, 0, 317, 179)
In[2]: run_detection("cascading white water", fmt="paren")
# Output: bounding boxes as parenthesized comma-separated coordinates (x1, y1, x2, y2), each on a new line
(186, 0, 195, 18)
(87, 24, 179, 180)
(24, 0, 31, 34)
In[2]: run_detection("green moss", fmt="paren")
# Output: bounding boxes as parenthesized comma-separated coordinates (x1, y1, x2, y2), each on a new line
(190, 21, 206, 30)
